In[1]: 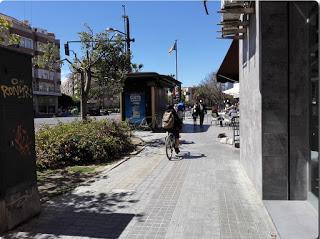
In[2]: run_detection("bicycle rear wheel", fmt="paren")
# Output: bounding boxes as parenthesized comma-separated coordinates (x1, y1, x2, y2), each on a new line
(165, 136, 173, 160)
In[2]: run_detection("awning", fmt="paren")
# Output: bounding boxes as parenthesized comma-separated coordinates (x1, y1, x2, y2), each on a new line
(216, 40, 239, 83)
(223, 83, 239, 98)
(125, 72, 181, 88)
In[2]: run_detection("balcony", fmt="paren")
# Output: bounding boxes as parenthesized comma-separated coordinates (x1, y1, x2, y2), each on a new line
(33, 86, 61, 96)
(33, 68, 60, 81)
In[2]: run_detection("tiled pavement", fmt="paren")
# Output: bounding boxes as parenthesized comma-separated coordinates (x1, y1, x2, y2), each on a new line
(2, 118, 279, 239)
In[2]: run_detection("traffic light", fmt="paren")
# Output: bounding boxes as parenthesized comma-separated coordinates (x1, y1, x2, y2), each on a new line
(64, 43, 69, 56)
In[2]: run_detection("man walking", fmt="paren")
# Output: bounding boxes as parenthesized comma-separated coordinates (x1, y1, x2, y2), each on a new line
(199, 99, 207, 127)
(192, 102, 199, 126)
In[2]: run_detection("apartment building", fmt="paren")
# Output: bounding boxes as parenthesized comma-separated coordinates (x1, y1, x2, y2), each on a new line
(1, 13, 61, 116)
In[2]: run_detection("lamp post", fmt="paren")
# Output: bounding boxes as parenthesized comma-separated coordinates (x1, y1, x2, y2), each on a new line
(107, 15, 134, 67)
(106, 27, 135, 54)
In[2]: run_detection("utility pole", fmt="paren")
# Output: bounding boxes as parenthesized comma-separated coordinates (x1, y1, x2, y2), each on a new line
(121, 5, 133, 71)
(122, 7, 132, 58)
(122, 5, 127, 53)
(107, 6, 134, 70)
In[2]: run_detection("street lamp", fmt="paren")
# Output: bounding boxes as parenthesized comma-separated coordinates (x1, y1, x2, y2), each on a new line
(106, 27, 125, 35)
(106, 17, 135, 56)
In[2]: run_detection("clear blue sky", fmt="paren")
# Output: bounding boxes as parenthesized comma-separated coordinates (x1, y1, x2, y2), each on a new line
(0, 1, 231, 87)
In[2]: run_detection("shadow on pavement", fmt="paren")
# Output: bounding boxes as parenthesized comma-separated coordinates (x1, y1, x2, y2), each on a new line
(182, 123, 210, 133)
(4, 191, 142, 239)
(180, 139, 195, 145)
(146, 138, 165, 147)
(9, 212, 135, 239)
(169, 152, 206, 161)
(180, 151, 206, 160)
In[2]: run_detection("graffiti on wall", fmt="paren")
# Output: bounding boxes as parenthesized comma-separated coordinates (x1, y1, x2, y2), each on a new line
(13, 124, 32, 156)
(0, 78, 32, 99)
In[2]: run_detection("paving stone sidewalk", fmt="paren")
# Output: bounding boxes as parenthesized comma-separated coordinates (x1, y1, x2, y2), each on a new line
(2, 118, 278, 239)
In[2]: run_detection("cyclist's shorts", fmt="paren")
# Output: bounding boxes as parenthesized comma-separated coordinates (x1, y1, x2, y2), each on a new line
(168, 128, 179, 139)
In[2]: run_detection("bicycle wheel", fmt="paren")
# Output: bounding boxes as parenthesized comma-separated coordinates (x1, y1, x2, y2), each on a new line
(165, 135, 173, 160)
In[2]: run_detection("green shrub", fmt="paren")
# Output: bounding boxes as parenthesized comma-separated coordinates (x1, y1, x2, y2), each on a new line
(36, 120, 134, 171)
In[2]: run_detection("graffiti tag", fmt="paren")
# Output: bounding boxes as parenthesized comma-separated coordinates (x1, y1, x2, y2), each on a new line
(13, 124, 32, 156)
(0, 78, 32, 99)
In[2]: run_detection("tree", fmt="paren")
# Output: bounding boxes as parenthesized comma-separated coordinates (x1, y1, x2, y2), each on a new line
(63, 25, 132, 120)
(193, 72, 225, 107)
(0, 16, 21, 46)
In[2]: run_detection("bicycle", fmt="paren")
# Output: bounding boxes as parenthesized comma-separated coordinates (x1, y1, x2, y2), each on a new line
(165, 132, 176, 160)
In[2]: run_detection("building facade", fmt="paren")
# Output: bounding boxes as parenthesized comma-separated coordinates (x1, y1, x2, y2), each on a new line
(181, 87, 193, 104)
(1, 13, 61, 116)
(218, 0, 319, 235)
(238, 0, 318, 201)
(219, 0, 318, 200)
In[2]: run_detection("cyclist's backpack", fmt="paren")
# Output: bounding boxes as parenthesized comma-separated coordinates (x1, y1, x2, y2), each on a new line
(162, 111, 174, 129)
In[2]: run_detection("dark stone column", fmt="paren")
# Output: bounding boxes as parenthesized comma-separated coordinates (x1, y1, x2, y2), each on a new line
(288, 2, 310, 200)
(261, 2, 289, 199)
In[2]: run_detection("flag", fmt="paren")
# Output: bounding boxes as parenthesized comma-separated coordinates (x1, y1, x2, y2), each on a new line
(168, 41, 176, 54)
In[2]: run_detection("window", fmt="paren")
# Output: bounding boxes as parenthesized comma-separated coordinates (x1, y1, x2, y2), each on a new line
(20, 37, 33, 49)
(39, 82, 54, 92)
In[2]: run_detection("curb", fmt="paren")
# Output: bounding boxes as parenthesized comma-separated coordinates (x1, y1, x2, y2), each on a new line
(104, 143, 146, 173)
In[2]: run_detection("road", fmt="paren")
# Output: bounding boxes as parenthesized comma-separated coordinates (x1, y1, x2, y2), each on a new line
(34, 113, 120, 131)
(4, 118, 279, 239)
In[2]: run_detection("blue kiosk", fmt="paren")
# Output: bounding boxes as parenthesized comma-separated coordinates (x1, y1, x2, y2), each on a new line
(121, 72, 181, 129)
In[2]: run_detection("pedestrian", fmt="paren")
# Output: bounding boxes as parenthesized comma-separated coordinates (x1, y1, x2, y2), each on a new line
(212, 104, 223, 127)
(177, 102, 185, 123)
(199, 99, 207, 127)
(192, 102, 199, 126)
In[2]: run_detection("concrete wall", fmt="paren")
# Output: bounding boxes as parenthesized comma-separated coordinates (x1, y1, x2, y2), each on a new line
(240, 1, 263, 198)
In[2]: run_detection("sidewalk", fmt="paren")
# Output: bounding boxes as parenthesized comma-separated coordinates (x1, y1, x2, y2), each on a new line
(2, 118, 278, 239)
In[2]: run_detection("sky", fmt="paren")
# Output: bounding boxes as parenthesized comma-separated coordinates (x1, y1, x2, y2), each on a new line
(0, 1, 232, 87)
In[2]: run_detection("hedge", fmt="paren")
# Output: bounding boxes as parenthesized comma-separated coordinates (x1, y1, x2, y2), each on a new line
(36, 120, 134, 171)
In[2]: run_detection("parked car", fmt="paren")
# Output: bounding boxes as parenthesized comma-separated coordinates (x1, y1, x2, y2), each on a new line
(88, 109, 100, 116)
(70, 107, 79, 116)
(99, 108, 109, 116)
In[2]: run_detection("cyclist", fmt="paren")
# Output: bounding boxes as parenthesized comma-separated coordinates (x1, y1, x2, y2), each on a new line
(164, 105, 182, 154)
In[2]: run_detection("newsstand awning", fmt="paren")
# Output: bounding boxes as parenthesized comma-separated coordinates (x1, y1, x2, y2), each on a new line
(216, 40, 239, 83)
(125, 72, 181, 88)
